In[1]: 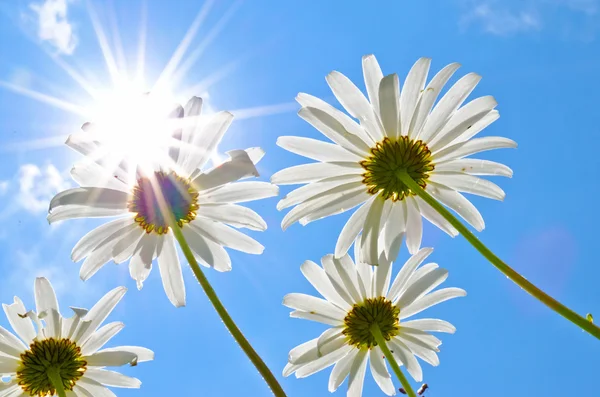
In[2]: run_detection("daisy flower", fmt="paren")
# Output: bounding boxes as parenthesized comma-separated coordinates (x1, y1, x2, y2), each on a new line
(48, 96, 279, 307)
(272, 55, 516, 264)
(0, 277, 153, 396)
(283, 243, 465, 396)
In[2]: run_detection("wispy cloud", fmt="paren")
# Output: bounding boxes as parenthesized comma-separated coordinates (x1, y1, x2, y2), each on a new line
(17, 163, 71, 213)
(28, 0, 77, 55)
(459, 0, 600, 37)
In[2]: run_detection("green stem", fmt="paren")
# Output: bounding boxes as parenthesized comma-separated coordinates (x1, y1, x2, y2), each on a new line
(47, 367, 67, 397)
(397, 172, 600, 340)
(170, 223, 288, 397)
(371, 324, 416, 397)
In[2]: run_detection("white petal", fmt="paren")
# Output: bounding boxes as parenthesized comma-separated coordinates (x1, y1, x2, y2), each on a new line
(0, 384, 22, 397)
(112, 228, 144, 265)
(328, 348, 359, 392)
(317, 329, 347, 357)
(453, 109, 500, 144)
(196, 204, 267, 231)
(396, 268, 448, 309)
(283, 293, 346, 320)
(182, 226, 231, 272)
(80, 223, 138, 281)
(332, 254, 364, 302)
(85, 350, 138, 367)
(300, 260, 350, 310)
(399, 334, 440, 366)
(387, 247, 434, 302)
(182, 111, 233, 173)
(128, 234, 156, 290)
(70, 161, 130, 192)
(428, 96, 497, 152)
(411, 63, 461, 138)
(3, 297, 35, 345)
(0, 326, 26, 352)
(299, 188, 371, 226)
(288, 338, 320, 365)
(321, 256, 357, 306)
(427, 182, 484, 231)
(347, 349, 369, 397)
(360, 196, 385, 265)
(432, 136, 517, 162)
(49, 188, 129, 211)
(362, 54, 384, 113)
(157, 233, 186, 307)
(76, 377, 117, 397)
(81, 322, 124, 356)
(416, 196, 458, 237)
(429, 173, 505, 201)
(77, 287, 127, 344)
(47, 206, 128, 224)
(296, 93, 374, 146)
(379, 74, 400, 138)
(34, 277, 59, 320)
(400, 58, 431, 137)
(277, 136, 362, 162)
(199, 182, 279, 204)
(298, 107, 370, 157)
(0, 338, 24, 359)
(72, 217, 134, 262)
(400, 288, 466, 319)
(271, 162, 363, 186)
(400, 319, 456, 333)
(192, 149, 259, 191)
(389, 338, 422, 382)
(0, 354, 19, 373)
(191, 219, 264, 254)
(84, 368, 141, 388)
(434, 158, 513, 177)
(398, 328, 442, 351)
(419, 72, 481, 143)
(97, 346, 154, 363)
(277, 175, 361, 211)
(405, 197, 422, 254)
(295, 345, 353, 378)
(383, 201, 407, 262)
(369, 347, 396, 396)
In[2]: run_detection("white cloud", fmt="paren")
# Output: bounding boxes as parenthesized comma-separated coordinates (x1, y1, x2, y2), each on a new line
(459, 0, 600, 36)
(17, 163, 70, 213)
(0, 181, 9, 196)
(29, 0, 77, 55)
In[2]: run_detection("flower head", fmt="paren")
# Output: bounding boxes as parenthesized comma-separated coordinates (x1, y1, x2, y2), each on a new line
(48, 96, 279, 307)
(0, 278, 153, 396)
(283, 243, 465, 396)
(273, 55, 516, 264)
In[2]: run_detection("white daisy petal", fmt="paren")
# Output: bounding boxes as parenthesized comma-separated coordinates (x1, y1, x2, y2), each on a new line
(192, 149, 259, 191)
(182, 111, 234, 174)
(399, 334, 440, 366)
(387, 247, 434, 302)
(157, 233, 186, 308)
(416, 196, 458, 237)
(300, 189, 371, 226)
(112, 228, 144, 265)
(76, 377, 117, 397)
(427, 182, 485, 231)
(383, 201, 407, 262)
(78, 287, 127, 344)
(84, 368, 141, 389)
(277, 136, 362, 162)
(288, 338, 319, 365)
(347, 348, 369, 397)
(0, 384, 22, 397)
(400, 319, 456, 334)
(182, 226, 232, 272)
(199, 182, 279, 204)
(271, 162, 363, 186)
(0, 338, 24, 359)
(419, 72, 481, 143)
(379, 74, 400, 138)
(85, 350, 138, 367)
(3, 297, 35, 345)
(429, 172, 505, 201)
(295, 345, 353, 378)
(196, 204, 267, 231)
(97, 346, 154, 363)
(283, 293, 346, 321)
(191, 219, 264, 255)
(400, 288, 466, 319)
(405, 197, 423, 254)
(0, 326, 27, 351)
(128, 234, 156, 290)
(369, 347, 396, 396)
(389, 338, 423, 382)
(362, 54, 384, 113)
(70, 161, 130, 192)
(432, 136, 517, 162)
(72, 217, 134, 262)
(300, 260, 351, 310)
(49, 188, 130, 211)
(411, 62, 461, 138)
(329, 348, 359, 392)
(360, 197, 385, 265)
(47, 206, 128, 224)
(434, 158, 513, 177)
(453, 109, 500, 144)
(396, 268, 448, 309)
(277, 175, 361, 211)
(81, 322, 125, 356)
(400, 57, 431, 137)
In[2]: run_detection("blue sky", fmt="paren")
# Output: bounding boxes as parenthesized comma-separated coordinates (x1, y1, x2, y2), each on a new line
(1, 0, 600, 396)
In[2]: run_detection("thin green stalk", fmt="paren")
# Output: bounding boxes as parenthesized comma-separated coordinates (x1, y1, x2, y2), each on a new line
(397, 172, 600, 340)
(170, 223, 287, 397)
(47, 367, 67, 397)
(371, 324, 416, 397)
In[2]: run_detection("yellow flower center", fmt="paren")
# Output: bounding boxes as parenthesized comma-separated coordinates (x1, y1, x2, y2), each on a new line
(343, 297, 400, 349)
(128, 171, 199, 234)
(17, 338, 87, 396)
(360, 137, 434, 201)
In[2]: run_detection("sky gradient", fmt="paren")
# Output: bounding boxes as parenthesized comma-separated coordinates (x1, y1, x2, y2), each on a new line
(1, 1, 600, 396)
